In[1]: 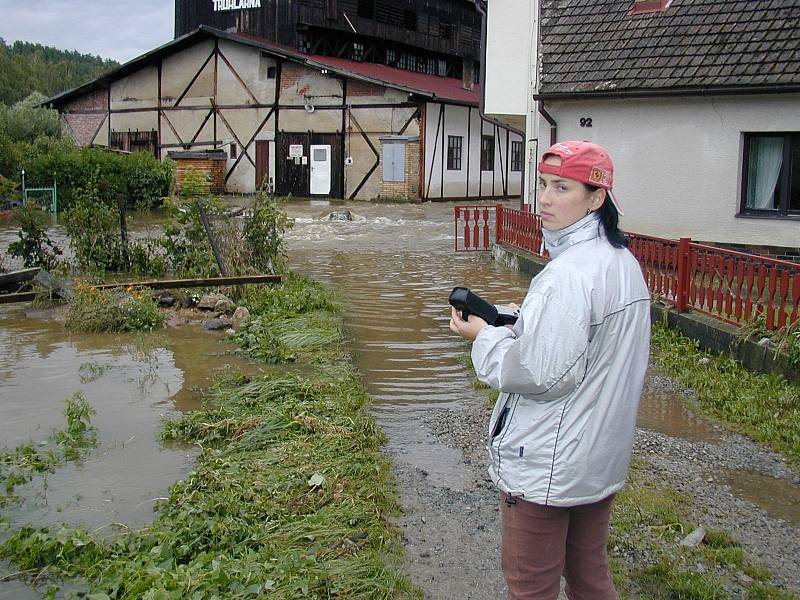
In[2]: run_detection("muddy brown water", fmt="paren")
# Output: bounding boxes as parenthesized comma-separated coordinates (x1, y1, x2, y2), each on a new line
(0, 200, 797, 597)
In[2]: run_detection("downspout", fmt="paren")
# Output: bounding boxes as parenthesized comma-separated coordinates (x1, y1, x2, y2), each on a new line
(538, 101, 557, 146)
(474, 0, 526, 208)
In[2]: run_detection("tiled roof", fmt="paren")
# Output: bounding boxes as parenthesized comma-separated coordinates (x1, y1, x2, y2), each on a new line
(538, 0, 800, 96)
(47, 27, 480, 108)
(232, 31, 481, 105)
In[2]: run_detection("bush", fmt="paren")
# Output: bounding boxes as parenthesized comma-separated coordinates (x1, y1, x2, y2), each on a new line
(10, 140, 173, 211)
(62, 179, 128, 272)
(0, 93, 61, 143)
(242, 192, 293, 274)
(65, 285, 164, 333)
(7, 204, 62, 270)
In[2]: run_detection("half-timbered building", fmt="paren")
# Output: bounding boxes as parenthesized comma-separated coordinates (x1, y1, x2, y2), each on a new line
(46, 26, 521, 200)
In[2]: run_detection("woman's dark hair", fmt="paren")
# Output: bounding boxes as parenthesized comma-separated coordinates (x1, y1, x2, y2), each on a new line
(585, 185, 629, 248)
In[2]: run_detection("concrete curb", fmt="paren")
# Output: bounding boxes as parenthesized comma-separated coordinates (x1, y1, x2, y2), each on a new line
(492, 243, 799, 385)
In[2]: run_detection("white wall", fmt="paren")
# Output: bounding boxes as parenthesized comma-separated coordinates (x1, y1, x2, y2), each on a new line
(423, 102, 523, 199)
(484, 0, 533, 120)
(533, 94, 800, 248)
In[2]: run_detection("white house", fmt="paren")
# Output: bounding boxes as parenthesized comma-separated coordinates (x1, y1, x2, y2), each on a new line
(484, 0, 800, 258)
(47, 26, 523, 202)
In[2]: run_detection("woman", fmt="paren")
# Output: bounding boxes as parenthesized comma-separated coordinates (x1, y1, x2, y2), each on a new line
(450, 140, 650, 600)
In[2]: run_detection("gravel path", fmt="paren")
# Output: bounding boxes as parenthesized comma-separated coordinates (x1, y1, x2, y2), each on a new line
(383, 367, 800, 599)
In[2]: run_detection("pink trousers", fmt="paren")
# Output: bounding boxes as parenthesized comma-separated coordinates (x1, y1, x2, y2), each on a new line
(500, 493, 617, 600)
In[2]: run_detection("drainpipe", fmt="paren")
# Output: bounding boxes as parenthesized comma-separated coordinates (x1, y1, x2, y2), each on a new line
(538, 101, 557, 146)
(473, 0, 526, 209)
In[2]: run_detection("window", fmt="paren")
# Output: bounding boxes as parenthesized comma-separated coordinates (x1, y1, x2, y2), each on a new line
(266, 66, 276, 79)
(404, 10, 417, 31)
(440, 22, 452, 40)
(297, 33, 311, 54)
(399, 53, 414, 71)
(741, 133, 800, 217)
(357, 0, 374, 19)
(437, 59, 448, 77)
(511, 141, 523, 171)
(481, 135, 495, 171)
(628, 0, 669, 15)
(447, 136, 462, 170)
(382, 142, 405, 182)
(230, 143, 238, 160)
(386, 48, 396, 65)
(426, 58, 436, 75)
(352, 42, 364, 62)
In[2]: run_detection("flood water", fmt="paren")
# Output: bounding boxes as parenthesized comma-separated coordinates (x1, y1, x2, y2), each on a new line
(0, 199, 798, 597)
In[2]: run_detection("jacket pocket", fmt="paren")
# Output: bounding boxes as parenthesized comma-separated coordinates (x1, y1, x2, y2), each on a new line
(491, 405, 510, 438)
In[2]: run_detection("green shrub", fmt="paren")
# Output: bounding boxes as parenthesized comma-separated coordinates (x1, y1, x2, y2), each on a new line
(7, 204, 62, 270)
(65, 285, 164, 333)
(62, 178, 128, 272)
(0, 93, 61, 143)
(242, 192, 293, 274)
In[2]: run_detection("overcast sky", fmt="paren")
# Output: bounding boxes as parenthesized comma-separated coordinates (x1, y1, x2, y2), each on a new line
(1, 0, 174, 63)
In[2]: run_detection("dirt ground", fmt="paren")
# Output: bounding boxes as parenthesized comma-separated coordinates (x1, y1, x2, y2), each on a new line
(382, 368, 800, 599)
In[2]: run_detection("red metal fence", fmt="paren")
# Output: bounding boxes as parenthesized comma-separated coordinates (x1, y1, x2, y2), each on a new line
(455, 205, 800, 331)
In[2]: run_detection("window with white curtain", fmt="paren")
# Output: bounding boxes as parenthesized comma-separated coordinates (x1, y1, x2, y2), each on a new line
(741, 133, 800, 217)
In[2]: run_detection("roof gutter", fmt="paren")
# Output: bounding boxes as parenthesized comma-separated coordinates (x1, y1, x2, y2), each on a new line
(473, 0, 526, 205)
(534, 84, 800, 101)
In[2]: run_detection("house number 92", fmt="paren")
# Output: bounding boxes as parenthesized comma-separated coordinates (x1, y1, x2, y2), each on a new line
(579, 117, 593, 127)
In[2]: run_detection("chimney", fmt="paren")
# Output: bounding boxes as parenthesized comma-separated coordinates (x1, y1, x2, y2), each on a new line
(629, 0, 670, 15)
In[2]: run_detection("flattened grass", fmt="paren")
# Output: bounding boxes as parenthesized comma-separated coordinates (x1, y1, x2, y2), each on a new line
(1, 275, 419, 599)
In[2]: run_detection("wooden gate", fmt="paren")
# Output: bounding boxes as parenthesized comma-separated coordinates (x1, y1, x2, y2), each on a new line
(275, 132, 343, 197)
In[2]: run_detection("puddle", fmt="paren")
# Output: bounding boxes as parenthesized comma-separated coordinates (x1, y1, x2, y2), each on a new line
(717, 468, 800, 527)
(637, 388, 722, 442)
(0, 304, 258, 534)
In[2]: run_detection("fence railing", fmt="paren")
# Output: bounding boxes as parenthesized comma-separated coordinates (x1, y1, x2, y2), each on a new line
(454, 205, 497, 252)
(455, 205, 800, 331)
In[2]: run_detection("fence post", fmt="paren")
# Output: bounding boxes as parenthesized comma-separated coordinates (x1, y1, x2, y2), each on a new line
(675, 237, 691, 311)
(496, 204, 504, 245)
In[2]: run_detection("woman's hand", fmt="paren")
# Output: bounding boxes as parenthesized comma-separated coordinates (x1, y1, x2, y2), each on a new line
(449, 306, 489, 341)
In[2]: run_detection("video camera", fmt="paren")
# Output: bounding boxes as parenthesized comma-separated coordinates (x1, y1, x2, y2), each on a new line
(448, 286, 518, 327)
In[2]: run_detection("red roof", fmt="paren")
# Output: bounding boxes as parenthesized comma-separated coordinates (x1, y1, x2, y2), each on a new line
(231, 31, 481, 105)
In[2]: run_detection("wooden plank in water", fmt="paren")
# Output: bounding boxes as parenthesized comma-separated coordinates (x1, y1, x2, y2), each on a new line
(0, 291, 38, 304)
(92, 274, 282, 291)
(0, 275, 281, 304)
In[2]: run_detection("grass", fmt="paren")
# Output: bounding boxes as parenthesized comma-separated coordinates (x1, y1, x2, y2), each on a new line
(0, 275, 419, 599)
(651, 321, 800, 465)
(610, 462, 796, 599)
(65, 283, 165, 333)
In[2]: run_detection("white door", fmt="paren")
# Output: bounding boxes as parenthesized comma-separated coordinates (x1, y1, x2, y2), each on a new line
(310, 144, 332, 195)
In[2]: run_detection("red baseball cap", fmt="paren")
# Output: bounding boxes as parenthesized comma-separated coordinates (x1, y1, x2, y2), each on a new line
(538, 140, 624, 215)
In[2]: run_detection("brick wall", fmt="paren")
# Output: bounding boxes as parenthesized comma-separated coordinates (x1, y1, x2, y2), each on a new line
(174, 159, 226, 194)
(280, 62, 307, 95)
(63, 113, 106, 146)
(348, 80, 386, 97)
(379, 140, 420, 200)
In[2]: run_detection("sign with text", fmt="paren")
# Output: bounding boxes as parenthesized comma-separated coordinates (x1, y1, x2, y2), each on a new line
(212, 0, 262, 12)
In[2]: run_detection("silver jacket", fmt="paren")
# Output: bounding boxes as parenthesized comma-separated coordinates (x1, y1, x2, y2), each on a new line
(472, 213, 650, 506)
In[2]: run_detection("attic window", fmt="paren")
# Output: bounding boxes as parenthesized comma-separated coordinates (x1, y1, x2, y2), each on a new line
(628, 0, 670, 15)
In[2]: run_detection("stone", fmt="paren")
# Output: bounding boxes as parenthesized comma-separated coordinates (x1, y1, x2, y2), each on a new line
(697, 357, 711, 366)
(214, 297, 235, 314)
(203, 317, 232, 331)
(327, 210, 354, 221)
(232, 306, 251, 329)
(679, 526, 705, 547)
(158, 293, 176, 307)
(197, 292, 230, 310)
